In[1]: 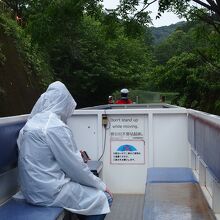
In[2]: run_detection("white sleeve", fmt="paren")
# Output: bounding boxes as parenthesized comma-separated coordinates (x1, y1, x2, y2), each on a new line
(47, 125, 106, 191)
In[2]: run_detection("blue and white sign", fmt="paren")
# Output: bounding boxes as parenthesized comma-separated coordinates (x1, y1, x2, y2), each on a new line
(111, 140, 145, 164)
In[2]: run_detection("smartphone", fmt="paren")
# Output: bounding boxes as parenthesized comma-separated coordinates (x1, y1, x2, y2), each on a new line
(80, 150, 91, 163)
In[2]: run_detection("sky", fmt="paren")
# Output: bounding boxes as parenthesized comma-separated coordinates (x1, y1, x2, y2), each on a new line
(103, 0, 185, 27)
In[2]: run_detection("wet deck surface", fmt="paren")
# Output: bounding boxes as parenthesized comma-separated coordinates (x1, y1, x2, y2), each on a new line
(105, 194, 144, 220)
(143, 183, 216, 220)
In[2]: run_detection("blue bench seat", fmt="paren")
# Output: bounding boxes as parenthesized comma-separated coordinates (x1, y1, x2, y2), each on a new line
(0, 199, 63, 220)
(143, 167, 215, 220)
(147, 167, 198, 183)
(0, 119, 64, 220)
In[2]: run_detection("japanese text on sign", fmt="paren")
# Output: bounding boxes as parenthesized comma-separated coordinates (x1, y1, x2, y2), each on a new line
(110, 115, 145, 140)
(111, 140, 145, 164)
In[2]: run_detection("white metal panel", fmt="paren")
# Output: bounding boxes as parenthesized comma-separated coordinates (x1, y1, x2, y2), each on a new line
(67, 108, 189, 194)
(191, 149, 196, 170)
(213, 180, 220, 213)
(67, 115, 99, 160)
(74, 108, 187, 115)
(102, 114, 148, 194)
(153, 114, 189, 167)
(206, 169, 214, 196)
(148, 113, 154, 167)
(196, 156, 200, 173)
(199, 160, 206, 186)
(188, 109, 220, 127)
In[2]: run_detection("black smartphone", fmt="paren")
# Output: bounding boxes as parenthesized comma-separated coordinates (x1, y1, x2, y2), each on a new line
(80, 150, 91, 163)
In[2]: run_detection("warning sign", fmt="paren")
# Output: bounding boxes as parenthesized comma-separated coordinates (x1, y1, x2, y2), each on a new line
(110, 115, 145, 140)
(111, 140, 145, 164)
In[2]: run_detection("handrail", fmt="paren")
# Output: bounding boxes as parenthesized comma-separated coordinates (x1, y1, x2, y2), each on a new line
(0, 114, 28, 125)
(188, 109, 220, 183)
(188, 109, 220, 130)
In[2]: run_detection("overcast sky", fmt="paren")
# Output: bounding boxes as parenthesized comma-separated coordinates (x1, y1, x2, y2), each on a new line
(103, 0, 185, 27)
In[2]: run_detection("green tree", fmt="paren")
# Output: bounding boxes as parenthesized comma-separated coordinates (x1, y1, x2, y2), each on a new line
(26, 0, 154, 107)
(1, 0, 27, 17)
(115, 1, 220, 33)
(149, 26, 220, 114)
(154, 29, 195, 64)
(116, 0, 220, 22)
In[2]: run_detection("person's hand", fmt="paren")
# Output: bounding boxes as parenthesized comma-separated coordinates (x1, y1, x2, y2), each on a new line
(105, 187, 113, 198)
(105, 187, 113, 207)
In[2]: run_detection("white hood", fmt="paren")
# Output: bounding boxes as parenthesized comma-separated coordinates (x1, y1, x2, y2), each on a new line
(29, 81, 77, 122)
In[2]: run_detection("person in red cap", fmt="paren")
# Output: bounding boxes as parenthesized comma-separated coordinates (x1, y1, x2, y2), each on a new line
(115, 88, 133, 104)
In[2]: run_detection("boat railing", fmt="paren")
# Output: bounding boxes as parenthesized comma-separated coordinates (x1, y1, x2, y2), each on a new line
(0, 106, 220, 218)
(188, 109, 220, 214)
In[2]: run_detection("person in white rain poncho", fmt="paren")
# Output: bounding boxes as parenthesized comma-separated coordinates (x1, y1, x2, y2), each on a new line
(17, 81, 111, 220)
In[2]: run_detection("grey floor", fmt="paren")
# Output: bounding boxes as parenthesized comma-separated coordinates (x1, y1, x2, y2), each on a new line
(105, 194, 144, 220)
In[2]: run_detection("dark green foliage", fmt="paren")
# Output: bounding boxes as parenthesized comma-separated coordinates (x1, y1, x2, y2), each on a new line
(115, 0, 152, 25)
(154, 28, 194, 64)
(158, 0, 220, 33)
(0, 0, 27, 17)
(1, 0, 220, 116)
(150, 21, 185, 44)
(0, 13, 53, 116)
(26, 0, 153, 107)
(149, 22, 220, 114)
(0, 43, 6, 65)
(0, 13, 53, 87)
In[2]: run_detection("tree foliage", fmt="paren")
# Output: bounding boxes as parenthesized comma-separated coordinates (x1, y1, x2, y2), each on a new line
(158, 0, 220, 33)
(24, 0, 153, 107)
(0, 13, 53, 87)
(1, 0, 220, 115)
(154, 29, 194, 64)
(115, 0, 220, 32)
(148, 22, 220, 114)
(150, 21, 185, 44)
(117, 0, 220, 22)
